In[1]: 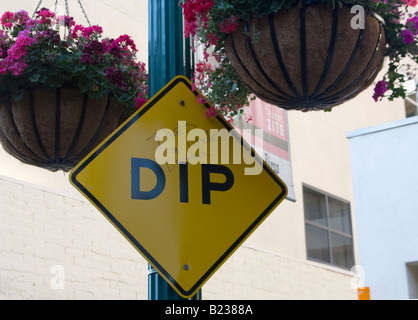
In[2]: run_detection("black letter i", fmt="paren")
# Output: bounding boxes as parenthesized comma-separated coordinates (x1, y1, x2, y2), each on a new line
(179, 163, 189, 203)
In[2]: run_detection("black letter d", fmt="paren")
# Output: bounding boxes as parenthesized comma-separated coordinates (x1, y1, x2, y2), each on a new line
(131, 158, 166, 200)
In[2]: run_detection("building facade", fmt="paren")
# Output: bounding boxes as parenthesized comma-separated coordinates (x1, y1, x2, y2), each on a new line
(0, 0, 411, 299)
(348, 117, 418, 300)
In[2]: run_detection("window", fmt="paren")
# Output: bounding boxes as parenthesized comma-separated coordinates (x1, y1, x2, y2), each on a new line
(403, 76, 417, 118)
(406, 262, 418, 299)
(303, 186, 354, 269)
(405, 92, 417, 118)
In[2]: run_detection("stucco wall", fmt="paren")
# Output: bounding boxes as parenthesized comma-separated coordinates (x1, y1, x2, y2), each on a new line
(348, 117, 418, 299)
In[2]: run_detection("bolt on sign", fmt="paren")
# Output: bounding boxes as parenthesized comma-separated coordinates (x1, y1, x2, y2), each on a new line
(70, 76, 287, 298)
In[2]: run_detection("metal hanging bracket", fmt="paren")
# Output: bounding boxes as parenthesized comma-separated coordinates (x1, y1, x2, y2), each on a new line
(32, 0, 91, 26)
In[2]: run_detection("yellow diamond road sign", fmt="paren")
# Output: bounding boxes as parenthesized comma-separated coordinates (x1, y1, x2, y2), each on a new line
(70, 76, 287, 298)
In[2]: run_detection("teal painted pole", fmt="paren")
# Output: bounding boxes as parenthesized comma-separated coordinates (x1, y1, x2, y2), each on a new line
(148, 0, 192, 94)
(147, 0, 199, 300)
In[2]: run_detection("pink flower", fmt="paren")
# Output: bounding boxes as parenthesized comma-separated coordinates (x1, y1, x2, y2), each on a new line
(197, 94, 205, 104)
(37, 9, 55, 25)
(13, 10, 29, 26)
(407, 15, 418, 34)
(1, 11, 14, 28)
(25, 18, 38, 29)
(206, 32, 219, 46)
(105, 67, 127, 89)
(80, 40, 106, 64)
(57, 15, 75, 28)
(71, 24, 102, 39)
(71, 24, 84, 38)
(372, 80, 388, 102)
(137, 61, 147, 75)
(82, 25, 103, 38)
(191, 78, 197, 91)
(0, 29, 8, 43)
(401, 29, 415, 45)
(0, 29, 35, 76)
(205, 106, 217, 118)
(219, 17, 239, 34)
(115, 34, 137, 53)
(0, 36, 8, 60)
(134, 93, 147, 109)
(401, 0, 417, 6)
(184, 20, 198, 38)
(182, 0, 214, 37)
(104, 39, 123, 59)
(6, 59, 27, 76)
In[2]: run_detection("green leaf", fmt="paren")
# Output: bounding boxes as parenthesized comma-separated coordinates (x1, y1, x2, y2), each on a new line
(77, 76, 93, 94)
(13, 90, 25, 102)
(271, 0, 286, 12)
(28, 74, 41, 83)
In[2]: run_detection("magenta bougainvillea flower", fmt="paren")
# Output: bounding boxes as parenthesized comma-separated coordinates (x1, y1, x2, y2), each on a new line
(182, 0, 214, 38)
(402, 29, 415, 44)
(373, 80, 389, 102)
(402, 0, 417, 6)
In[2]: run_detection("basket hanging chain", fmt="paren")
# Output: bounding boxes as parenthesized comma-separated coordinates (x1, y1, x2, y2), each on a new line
(77, 0, 91, 26)
(32, 0, 43, 18)
(32, 0, 91, 26)
(64, 0, 70, 17)
(53, 0, 69, 16)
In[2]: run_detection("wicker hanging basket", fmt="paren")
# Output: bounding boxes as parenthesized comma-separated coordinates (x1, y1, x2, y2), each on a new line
(0, 86, 124, 171)
(224, 5, 387, 111)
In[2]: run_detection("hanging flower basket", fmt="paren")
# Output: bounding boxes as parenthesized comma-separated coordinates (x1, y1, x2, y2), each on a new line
(0, 7, 148, 171)
(0, 86, 124, 171)
(182, 0, 417, 118)
(224, 5, 386, 111)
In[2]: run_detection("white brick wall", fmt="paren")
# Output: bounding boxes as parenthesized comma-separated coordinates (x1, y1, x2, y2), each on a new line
(0, 175, 358, 300)
(0, 175, 148, 299)
(205, 244, 358, 300)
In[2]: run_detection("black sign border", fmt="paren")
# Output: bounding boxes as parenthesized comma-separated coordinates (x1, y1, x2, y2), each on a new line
(70, 76, 288, 298)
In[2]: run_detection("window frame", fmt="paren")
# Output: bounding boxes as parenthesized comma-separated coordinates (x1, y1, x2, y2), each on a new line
(302, 184, 355, 270)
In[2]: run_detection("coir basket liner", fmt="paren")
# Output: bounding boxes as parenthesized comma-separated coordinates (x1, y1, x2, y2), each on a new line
(0, 86, 124, 171)
(224, 5, 387, 111)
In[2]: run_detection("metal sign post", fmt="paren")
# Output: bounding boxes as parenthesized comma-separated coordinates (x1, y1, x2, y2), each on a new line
(147, 0, 198, 301)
